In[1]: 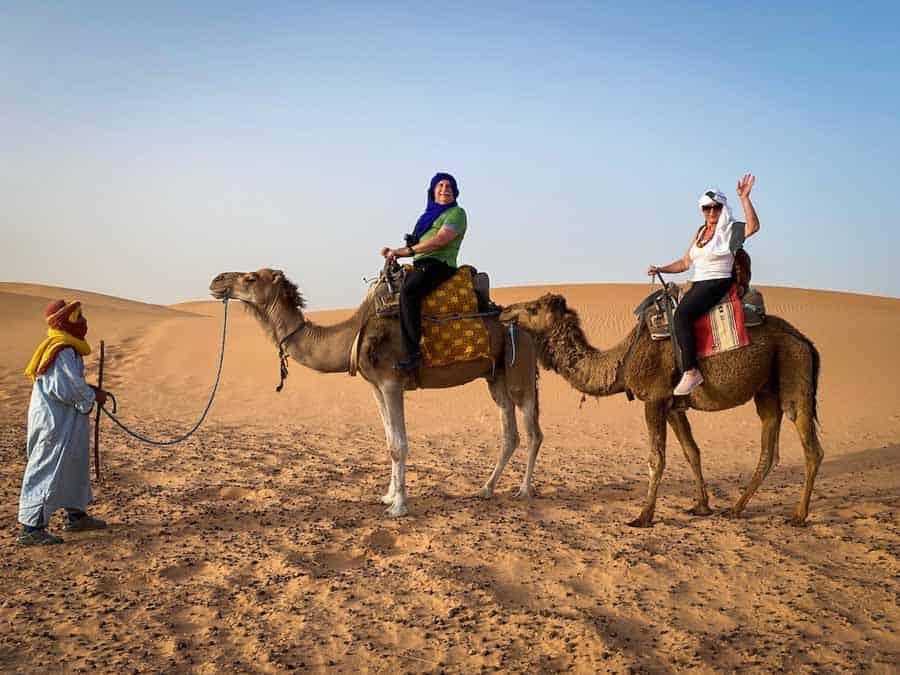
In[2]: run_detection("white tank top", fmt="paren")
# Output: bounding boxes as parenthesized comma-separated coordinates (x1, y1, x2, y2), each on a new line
(690, 220, 739, 281)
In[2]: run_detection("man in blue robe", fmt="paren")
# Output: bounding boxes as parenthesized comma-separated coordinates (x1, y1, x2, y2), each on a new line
(19, 299, 109, 545)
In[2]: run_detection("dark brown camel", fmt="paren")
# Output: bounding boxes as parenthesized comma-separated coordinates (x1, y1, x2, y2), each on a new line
(499, 293, 823, 527)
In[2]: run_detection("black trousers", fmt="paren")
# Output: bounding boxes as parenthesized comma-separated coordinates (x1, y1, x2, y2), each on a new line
(399, 257, 457, 357)
(673, 277, 734, 372)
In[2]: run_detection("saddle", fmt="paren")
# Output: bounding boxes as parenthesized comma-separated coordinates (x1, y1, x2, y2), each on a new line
(634, 282, 766, 351)
(373, 263, 496, 318)
(364, 261, 497, 371)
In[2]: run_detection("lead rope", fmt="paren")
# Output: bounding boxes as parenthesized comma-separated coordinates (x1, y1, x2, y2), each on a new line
(98, 295, 230, 446)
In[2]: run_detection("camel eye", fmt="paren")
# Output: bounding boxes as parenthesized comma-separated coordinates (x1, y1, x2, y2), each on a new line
(245, 275, 257, 284)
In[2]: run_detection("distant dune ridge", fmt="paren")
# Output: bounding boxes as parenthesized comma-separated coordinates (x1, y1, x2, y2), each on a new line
(1, 280, 898, 672)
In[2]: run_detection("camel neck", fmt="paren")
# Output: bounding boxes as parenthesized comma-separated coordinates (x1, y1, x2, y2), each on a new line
(544, 317, 633, 397)
(278, 300, 372, 374)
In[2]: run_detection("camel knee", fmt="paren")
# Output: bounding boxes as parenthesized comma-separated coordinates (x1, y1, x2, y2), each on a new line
(389, 437, 407, 463)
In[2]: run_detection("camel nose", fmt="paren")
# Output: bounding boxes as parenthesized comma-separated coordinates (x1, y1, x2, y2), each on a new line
(213, 273, 225, 283)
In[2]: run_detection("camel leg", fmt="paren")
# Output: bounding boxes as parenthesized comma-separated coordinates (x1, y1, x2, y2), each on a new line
(667, 410, 712, 516)
(730, 391, 781, 518)
(731, 391, 782, 517)
(628, 400, 668, 528)
(514, 379, 543, 499)
(371, 384, 398, 505)
(478, 374, 520, 498)
(788, 408, 824, 527)
(379, 382, 410, 517)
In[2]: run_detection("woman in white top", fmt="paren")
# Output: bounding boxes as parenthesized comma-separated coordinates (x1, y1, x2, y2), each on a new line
(647, 174, 760, 395)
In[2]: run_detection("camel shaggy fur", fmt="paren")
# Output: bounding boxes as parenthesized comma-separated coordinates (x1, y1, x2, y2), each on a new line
(210, 268, 542, 516)
(499, 293, 823, 527)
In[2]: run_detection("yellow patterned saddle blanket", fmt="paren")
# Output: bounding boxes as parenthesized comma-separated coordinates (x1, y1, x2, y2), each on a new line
(421, 267, 492, 368)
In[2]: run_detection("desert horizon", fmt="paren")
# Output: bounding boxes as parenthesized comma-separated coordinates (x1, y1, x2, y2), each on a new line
(2, 277, 898, 672)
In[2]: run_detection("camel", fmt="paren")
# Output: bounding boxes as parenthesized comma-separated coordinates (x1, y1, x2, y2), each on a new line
(209, 268, 542, 517)
(498, 293, 823, 527)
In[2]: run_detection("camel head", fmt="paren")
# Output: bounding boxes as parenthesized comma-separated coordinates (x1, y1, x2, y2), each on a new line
(209, 268, 306, 313)
(499, 293, 569, 333)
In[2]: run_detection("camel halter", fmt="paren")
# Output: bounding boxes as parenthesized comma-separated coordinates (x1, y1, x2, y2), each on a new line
(96, 295, 230, 446)
(276, 319, 305, 392)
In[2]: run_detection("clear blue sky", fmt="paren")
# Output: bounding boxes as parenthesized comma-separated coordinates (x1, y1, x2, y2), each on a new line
(3, 1, 898, 308)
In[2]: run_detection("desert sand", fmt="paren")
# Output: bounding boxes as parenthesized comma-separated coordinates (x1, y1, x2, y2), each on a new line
(1, 279, 898, 673)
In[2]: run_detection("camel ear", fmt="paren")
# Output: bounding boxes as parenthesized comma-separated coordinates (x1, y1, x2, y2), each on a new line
(272, 270, 284, 284)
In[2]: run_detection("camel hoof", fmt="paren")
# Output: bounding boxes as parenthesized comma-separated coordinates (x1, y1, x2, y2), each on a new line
(787, 515, 808, 528)
(380, 493, 395, 505)
(723, 507, 744, 519)
(513, 488, 533, 500)
(384, 503, 408, 518)
(626, 516, 653, 528)
(687, 504, 713, 517)
(476, 486, 494, 499)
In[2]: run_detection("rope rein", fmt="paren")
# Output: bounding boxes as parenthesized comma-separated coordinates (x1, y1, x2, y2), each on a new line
(98, 295, 230, 446)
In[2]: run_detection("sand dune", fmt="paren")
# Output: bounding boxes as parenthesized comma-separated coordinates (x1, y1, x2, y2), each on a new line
(2, 280, 898, 672)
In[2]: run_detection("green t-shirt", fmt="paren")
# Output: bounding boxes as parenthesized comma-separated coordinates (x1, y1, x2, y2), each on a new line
(415, 206, 467, 268)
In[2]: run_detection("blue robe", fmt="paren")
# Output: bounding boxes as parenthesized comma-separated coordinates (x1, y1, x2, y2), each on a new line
(18, 347, 96, 527)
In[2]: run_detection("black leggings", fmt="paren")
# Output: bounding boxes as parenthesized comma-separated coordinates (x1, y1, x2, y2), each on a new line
(673, 277, 734, 372)
(399, 257, 457, 357)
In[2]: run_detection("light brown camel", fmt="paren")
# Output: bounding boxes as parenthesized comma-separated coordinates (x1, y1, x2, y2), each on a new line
(498, 293, 823, 527)
(210, 268, 542, 516)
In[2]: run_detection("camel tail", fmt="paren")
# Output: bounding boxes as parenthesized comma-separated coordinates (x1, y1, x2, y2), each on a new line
(810, 339, 821, 427)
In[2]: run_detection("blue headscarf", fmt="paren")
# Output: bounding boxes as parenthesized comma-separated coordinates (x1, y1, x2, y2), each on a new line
(412, 172, 460, 240)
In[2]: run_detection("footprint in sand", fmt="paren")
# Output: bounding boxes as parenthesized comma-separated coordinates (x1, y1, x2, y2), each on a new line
(364, 528, 397, 554)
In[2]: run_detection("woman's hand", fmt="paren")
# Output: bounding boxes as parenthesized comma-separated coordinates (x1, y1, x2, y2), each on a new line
(736, 173, 756, 199)
(647, 265, 661, 276)
(380, 246, 397, 260)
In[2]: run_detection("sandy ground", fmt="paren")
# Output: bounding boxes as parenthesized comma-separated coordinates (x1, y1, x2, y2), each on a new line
(1, 279, 898, 673)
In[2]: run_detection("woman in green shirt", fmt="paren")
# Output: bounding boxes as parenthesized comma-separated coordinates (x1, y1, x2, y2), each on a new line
(380, 172, 468, 371)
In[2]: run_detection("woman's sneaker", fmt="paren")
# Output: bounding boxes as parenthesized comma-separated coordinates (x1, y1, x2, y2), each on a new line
(18, 529, 64, 546)
(674, 369, 704, 396)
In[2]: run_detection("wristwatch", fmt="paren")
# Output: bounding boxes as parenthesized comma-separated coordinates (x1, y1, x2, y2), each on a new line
(408, 247, 416, 257)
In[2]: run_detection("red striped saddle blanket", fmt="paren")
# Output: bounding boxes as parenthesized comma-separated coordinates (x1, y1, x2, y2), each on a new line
(637, 284, 766, 358)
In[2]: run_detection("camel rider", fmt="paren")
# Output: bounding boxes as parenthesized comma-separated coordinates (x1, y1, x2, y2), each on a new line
(647, 174, 760, 395)
(380, 172, 467, 371)
(18, 300, 110, 545)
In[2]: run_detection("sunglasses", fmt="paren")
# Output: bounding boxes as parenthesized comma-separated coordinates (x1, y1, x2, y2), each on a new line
(701, 203, 723, 212)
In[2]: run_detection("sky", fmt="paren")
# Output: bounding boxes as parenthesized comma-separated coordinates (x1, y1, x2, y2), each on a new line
(3, 1, 898, 309)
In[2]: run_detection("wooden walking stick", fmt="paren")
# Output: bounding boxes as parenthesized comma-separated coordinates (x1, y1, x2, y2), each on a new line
(93, 339, 104, 481)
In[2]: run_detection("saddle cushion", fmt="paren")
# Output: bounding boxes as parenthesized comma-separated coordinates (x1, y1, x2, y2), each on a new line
(636, 284, 766, 359)
(695, 284, 750, 358)
(421, 267, 491, 367)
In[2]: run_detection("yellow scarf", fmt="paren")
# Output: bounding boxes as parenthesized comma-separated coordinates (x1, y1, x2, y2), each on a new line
(24, 329, 92, 382)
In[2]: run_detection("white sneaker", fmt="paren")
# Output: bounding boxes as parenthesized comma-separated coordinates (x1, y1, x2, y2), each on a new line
(674, 369, 704, 396)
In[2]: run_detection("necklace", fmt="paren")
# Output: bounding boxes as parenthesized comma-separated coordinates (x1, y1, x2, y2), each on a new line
(696, 225, 716, 248)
